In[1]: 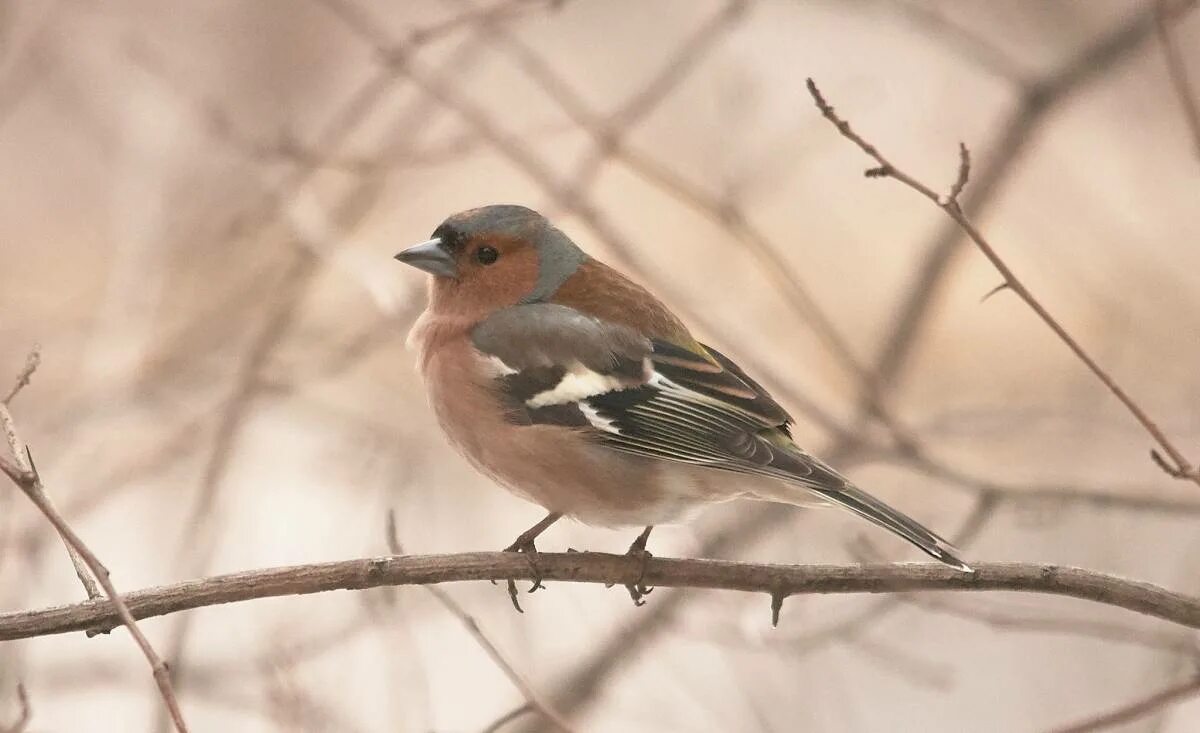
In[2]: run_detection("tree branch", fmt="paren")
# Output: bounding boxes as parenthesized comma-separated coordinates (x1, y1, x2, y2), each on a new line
(3, 554, 1200, 642)
(805, 77, 1200, 489)
(1, 347, 39, 406)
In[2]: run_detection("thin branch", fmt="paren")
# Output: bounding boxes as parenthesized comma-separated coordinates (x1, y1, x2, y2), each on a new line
(3, 555, 1200, 641)
(861, 0, 1195, 407)
(1049, 676, 1200, 733)
(806, 77, 1200, 489)
(1, 353, 101, 600)
(384, 515, 574, 733)
(1, 453, 189, 729)
(2, 347, 40, 406)
(1155, 0, 1200, 162)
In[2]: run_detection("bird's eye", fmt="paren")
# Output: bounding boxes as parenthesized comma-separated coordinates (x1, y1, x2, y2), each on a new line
(476, 246, 499, 265)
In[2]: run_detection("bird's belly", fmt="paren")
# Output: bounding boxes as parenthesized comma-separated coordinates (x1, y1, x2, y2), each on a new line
(422, 350, 740, 527)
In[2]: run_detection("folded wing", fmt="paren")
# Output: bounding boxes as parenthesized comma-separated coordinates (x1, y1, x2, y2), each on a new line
(471, 302, 969, 570)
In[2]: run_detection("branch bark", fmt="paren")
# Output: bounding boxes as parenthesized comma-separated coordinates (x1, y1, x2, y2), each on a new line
(3, 554, 1200, 641)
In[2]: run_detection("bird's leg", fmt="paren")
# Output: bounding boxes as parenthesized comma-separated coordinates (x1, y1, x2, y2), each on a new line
(500, 511, 561, 612)
(624, 525, 654, 606)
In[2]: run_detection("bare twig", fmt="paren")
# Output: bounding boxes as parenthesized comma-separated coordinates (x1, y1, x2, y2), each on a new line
(384, 516, 574, 732)
(3, 555, 1200, 641)
(806, 77, 1200, 489)
(1, 353, 100, 600)
(1049, 675, 1200, 733)
(0, 683, 30, 733)
(2, 347, 39, 406)
(0, 450, 189, 729)
(863, 0, 1196, 406)
(1155, 0, 1200, 162)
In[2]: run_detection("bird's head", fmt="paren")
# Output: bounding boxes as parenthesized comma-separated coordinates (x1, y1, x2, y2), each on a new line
(395, 205, 589, 319)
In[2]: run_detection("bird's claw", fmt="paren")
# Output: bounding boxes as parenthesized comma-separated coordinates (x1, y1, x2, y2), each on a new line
(502, 537, 545, 613)
(623, 546, 654, 607)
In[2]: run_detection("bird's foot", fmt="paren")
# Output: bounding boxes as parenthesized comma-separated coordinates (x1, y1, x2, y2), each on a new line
(623, 537, 654, 607)
(501, 535, 544, 613)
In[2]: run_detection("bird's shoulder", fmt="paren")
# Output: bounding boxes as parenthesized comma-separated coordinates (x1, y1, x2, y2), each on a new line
(551, 258, 694, 344)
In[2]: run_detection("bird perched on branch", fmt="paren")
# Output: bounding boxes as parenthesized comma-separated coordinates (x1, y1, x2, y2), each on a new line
(396, 205, 970, 609)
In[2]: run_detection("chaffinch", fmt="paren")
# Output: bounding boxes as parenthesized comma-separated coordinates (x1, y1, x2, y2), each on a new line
(396, 205, 969, 604)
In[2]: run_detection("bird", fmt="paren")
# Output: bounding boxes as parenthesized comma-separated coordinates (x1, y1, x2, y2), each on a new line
(395, 204, 970, 608)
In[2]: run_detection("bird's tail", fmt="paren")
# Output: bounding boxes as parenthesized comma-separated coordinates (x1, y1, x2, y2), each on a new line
(806, 481, 972, 572)
(757, 443, 972, 572)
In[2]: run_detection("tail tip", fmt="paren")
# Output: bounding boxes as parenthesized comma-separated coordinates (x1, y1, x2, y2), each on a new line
(933, 544, 974, 573)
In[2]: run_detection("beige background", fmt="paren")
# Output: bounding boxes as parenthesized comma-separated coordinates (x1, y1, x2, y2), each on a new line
(1, 0, 1199, 731)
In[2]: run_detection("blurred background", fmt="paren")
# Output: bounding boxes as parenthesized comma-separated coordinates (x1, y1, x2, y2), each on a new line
(1, 0, 1199, 730)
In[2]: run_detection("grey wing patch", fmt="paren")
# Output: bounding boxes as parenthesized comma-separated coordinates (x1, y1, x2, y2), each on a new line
(474, 307, 798, 480)
(472, 303, 649, 377)
(472, 303, 652, 429)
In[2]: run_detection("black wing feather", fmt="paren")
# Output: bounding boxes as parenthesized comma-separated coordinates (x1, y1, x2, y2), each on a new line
(649, 341, 791, 427)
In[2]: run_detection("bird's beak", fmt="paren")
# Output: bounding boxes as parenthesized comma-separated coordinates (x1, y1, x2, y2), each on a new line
(394, 238, 457, 278)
